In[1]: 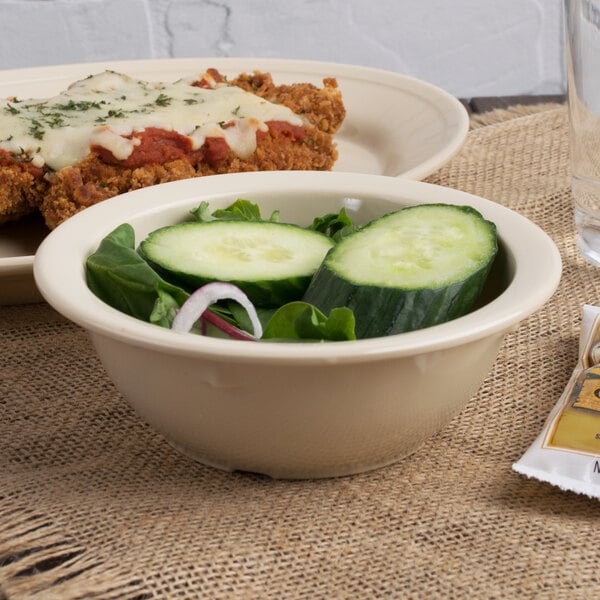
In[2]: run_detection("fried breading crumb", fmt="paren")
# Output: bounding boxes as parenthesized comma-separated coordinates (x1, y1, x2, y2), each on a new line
(0, 165, 47, 225)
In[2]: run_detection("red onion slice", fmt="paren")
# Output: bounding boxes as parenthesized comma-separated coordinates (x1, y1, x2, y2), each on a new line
(172, 282, 263, 339)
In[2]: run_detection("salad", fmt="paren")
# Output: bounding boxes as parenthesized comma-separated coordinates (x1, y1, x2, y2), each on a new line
(85, 198, 497, 342)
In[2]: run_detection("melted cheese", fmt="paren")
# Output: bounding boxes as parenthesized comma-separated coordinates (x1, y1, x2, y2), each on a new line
(0, 70, 304, 171)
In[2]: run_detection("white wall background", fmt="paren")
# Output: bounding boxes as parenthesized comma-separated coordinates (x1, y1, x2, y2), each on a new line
(0, 0, 566, 99)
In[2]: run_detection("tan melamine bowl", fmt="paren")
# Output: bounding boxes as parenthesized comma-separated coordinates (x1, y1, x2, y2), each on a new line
(33, 171, 561, 478)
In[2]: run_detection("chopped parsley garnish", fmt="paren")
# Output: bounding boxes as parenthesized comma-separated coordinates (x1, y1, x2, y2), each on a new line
(45, 113, 65, 128)
(155, 93, 172, 107)
(95, 108, 126, 123)
(55, 99, 106, 111)
(28, 119, 45, 140)
(4, 103, 19, 115)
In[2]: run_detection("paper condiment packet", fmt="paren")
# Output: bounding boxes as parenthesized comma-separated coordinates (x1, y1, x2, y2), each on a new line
(513, 304, 600, 499)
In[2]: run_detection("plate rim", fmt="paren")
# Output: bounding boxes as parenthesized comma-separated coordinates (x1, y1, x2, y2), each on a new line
(0, 56, 469, 291)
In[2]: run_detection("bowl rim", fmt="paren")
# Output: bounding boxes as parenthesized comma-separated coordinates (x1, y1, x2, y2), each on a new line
(33, 171, 562, 365)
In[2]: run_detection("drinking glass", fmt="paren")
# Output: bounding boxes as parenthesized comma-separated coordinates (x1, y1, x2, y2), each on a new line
(565, 0, 600, 265)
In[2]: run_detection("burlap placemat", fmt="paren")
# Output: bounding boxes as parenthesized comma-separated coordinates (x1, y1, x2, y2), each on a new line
(2, 104, 600, 599)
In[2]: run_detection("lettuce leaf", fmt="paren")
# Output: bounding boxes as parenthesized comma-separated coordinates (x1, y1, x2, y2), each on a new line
(309, 207, 357, 241)
(262, 301, 356, 341)
(191, 198, 280, 223)
(85, 223, 188, 327)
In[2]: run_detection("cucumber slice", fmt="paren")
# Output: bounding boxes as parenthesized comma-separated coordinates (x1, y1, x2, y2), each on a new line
(140, 221, 335, 307)
(303, 203, 497, 338)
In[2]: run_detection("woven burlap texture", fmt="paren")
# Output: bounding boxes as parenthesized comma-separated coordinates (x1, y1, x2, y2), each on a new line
(3, 104, 600, 600)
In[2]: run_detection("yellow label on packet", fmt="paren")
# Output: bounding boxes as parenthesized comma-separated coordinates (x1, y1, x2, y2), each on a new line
(548, 366, 600, 453)
(513, 305, 600, 500)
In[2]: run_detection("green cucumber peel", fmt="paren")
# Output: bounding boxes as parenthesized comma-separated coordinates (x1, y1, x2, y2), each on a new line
(303, 203, 498, 338)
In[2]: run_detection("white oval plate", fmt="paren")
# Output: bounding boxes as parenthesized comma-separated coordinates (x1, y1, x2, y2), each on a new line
(0, 57, 468, 305)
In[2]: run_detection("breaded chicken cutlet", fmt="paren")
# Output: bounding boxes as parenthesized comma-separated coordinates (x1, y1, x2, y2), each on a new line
(0, 68, 345, 229)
